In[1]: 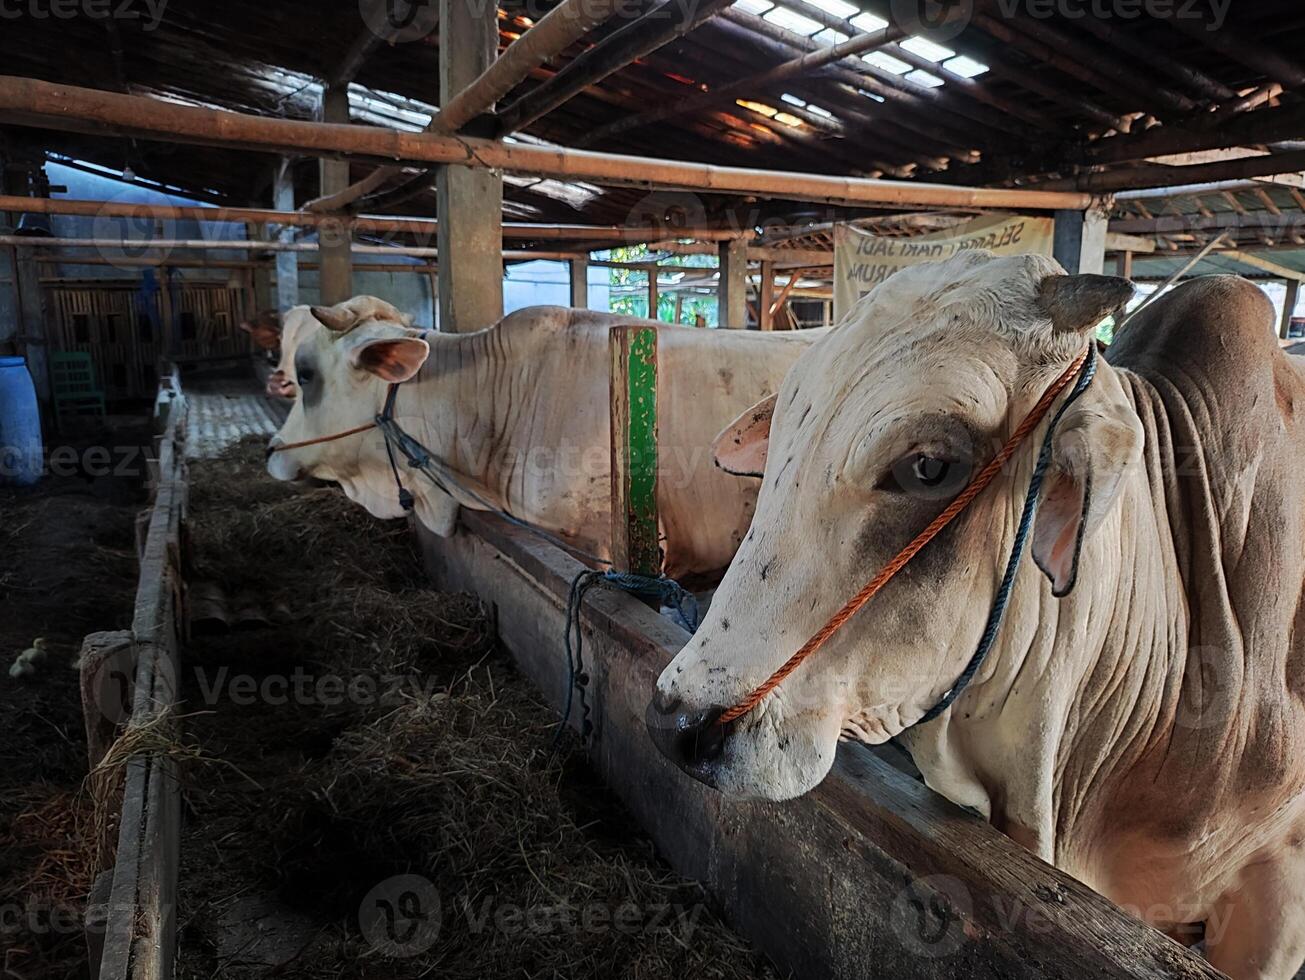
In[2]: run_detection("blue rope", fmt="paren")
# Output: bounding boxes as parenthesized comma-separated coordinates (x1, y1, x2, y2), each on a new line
(554, 569, 699, 748)
(915, 345, 1098, 726)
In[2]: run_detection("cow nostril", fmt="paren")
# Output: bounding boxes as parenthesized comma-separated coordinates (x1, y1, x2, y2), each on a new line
(645, 696, 730, 780)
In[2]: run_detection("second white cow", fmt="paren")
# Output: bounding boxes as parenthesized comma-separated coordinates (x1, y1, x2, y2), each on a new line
(266, 303, 821, 577)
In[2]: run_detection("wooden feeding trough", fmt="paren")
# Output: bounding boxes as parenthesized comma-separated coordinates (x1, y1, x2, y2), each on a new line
(420, 510, 1224, 980)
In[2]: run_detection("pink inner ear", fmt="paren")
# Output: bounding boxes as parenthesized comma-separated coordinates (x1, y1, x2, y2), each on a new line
(713, 394, 777, 477)
(1031, 470, 1085, 595)
(355, 339, 428, 383)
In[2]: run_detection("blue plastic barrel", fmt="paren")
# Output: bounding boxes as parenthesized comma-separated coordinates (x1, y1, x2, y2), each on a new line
(0, 356, 43, 486)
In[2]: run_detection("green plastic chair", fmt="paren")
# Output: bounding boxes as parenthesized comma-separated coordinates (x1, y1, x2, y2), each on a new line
(51, 351, 107, 419)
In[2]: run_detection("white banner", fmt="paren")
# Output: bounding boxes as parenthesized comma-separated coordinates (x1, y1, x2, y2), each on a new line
(834, 213, 1056, 320)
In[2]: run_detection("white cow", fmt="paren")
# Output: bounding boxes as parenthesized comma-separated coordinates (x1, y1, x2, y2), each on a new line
(266, 302, 821, 577)
(649, 252, 1305, 978)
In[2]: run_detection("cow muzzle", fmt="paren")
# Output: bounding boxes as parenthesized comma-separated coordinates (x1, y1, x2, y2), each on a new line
(645, 692, 732, 788)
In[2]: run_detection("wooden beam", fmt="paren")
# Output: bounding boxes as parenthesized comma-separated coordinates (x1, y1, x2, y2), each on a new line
(1161, 14, 1305, 90)
(1111, 211, 1305, 240)
(495, 0, 735, 136)
(1219, 249, 1305, 283)
(718, 239, 747, 329)
(609, 325, 660, 576)
(1116, 251, 1134, 279)
(0, 76, 1094, 210)
(318, 84, 353, 304)
(576, 20, 907, 147)
(310, 0, 624, 212)
(1038, 150, 1305, 194)
(328, 0, 425, 87)
(1104, 232, 1157, 254)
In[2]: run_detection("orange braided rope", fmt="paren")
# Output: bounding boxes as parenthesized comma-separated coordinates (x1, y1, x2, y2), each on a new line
(715, 345, 1092, 728)
(268, 421, 377, 453)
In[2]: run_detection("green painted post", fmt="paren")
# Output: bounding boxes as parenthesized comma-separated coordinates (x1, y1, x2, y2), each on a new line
(609, 324, 660, 575)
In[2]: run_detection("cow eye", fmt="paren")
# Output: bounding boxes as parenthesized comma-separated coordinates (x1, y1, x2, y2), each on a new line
(884, 453, 972, 497)
(297, 366, 315, 385)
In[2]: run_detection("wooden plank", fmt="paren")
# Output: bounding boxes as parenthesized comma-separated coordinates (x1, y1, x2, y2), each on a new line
(421, 513, 1224, 980)
(609, 325, 660, 575)
(96, 381, 187, 980)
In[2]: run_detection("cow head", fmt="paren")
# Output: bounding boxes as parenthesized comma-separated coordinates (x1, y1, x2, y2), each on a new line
(265, 297, 459, 534)
(266, 298, 414, 401)
(647, 252, 1142, 801)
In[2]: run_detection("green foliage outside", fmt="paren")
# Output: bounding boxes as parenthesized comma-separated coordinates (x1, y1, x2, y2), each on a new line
(603, 244, 719, 325)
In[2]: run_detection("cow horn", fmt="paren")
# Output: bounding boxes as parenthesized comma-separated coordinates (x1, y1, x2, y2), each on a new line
(1038, 274, 1135, 335)
(310, 304, 361, 333)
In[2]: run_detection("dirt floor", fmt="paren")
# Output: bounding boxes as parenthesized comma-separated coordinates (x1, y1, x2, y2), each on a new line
(174, 438, 777, 979)
(0, 418, 154, 980)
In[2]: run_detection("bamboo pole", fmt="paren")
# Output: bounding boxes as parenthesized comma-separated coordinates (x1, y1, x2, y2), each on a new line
(0, 195, 750, 242)
(1120, 233, 1228, 326)
(0, 77, 1094, 211)
(306, 0, 625, 212)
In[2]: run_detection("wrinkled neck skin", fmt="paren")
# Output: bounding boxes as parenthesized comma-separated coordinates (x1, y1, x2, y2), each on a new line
(901, 358, 1178, 878)
(388, 325, 610, 558)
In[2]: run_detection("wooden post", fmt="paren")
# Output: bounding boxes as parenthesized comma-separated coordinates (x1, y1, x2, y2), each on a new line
(609, 324, 660, 576)
(718, 239, 747, 328)
(318, 86, 354, 305)
(569, 256, 589, 309)
(758, 260, 775, 331)
(1116, 250, 1134, 279)
(272, 158, 299, 312)
(1281, 278, 1301, 339)
(437, 0, 504, 333)
(1053, 204, 1109, 274)
(246, 222, 274, 310)
(647, 268, 659, 321)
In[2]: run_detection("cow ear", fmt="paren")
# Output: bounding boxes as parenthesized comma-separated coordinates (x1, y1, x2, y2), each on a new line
(347, 335, 430, 383)
(713, 393, 777, 477)
(311, 303, 361, 333)
(1031, 400, 1142, 596)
